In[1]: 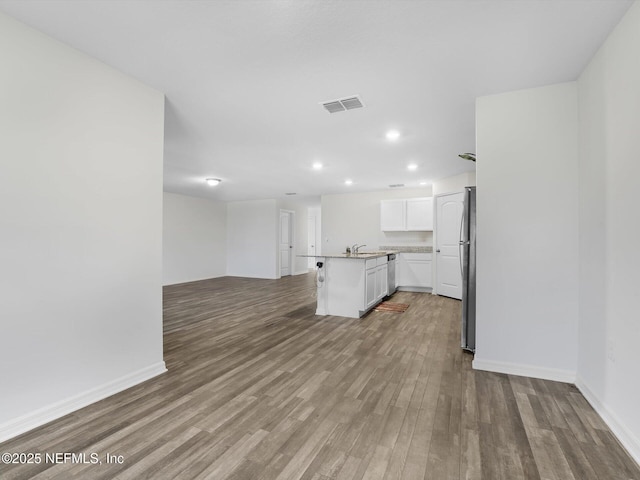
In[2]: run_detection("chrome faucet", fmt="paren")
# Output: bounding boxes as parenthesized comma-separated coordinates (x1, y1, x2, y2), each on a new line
(353, 244, 367, 254)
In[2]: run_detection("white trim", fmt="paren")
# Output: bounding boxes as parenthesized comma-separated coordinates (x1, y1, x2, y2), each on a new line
(397, 286, 432, 293)
(576, 377, 640, 467)
(163, 274, 226, 287)
(0, 362, 167, 443)
(279, 209, 295, 279)
(472, 357, 576, 383)
(228, 273, 278, 280)
(307, 214, 319, 269)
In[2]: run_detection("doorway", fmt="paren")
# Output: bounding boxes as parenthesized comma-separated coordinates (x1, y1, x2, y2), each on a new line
(279, 210, 294, 277)
(435, 192, 464, 299)
(307, 216, 316, 269)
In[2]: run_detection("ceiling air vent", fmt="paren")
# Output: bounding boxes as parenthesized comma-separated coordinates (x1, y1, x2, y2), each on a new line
(389, 184, 405, 188)
(321, 95, 364, 114)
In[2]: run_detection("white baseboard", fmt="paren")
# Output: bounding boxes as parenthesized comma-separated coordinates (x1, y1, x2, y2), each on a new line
(163, 274, 225, 286)
(228, 273, 279, 280)
(0, 361, 167, 443)
(575, 377, 640, 466)
(472, 357, 576, 383)
(397, 286, 433, 293)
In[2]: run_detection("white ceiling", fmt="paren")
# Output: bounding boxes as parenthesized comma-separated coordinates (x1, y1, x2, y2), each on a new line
(0, 0, 632, 202)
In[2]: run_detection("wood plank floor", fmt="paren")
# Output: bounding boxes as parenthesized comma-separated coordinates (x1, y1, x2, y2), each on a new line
(2, 273, 639, 479)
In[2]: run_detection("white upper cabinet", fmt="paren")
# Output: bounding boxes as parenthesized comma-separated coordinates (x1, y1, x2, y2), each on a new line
(380, 197, 433, 231)
(406, 198, 433, 231)
(380, 199, 406, 231)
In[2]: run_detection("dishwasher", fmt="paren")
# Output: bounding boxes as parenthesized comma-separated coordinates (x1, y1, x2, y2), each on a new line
(387, 253, 397, 295)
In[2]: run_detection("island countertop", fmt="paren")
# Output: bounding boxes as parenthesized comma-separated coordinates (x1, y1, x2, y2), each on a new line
(300, 251, 393, 318)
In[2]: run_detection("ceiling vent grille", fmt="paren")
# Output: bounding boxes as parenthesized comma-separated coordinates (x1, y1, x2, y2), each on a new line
(389, 184, 405, 188)
(321, 95, 364, 113)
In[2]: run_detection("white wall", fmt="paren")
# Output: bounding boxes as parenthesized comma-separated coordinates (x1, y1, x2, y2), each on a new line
(308, 206, 321, 267)
(474, 83, 580, 382)
(0, 12, 165, 441)
(164, 194, 318, 282)
(163, 192, 227, 285)
(432, 171, 476, 196)
(321, 187, 433, 254)
(226, 199, 278, 279)
(577, 1, 640, 463)
(473, 3, 640, 462)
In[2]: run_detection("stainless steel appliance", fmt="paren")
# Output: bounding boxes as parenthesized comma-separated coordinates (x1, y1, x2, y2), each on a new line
(387, 253, 397, 295)
(460, 186, 476, 352)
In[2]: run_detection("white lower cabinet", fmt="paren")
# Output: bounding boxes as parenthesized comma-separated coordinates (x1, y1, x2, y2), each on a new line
(318, 255, 389, 318)
(365, 267, 377, 309)
(397, 253, 432, 289)
(365, 260, 388, 309)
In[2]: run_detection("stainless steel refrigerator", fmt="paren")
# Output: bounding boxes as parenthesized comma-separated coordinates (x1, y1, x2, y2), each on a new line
(460, 186, 476, 352)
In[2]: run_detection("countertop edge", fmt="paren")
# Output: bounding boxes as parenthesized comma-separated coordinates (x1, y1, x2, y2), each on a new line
(298, 246, 434, 258)
(298, 252, 394, 259)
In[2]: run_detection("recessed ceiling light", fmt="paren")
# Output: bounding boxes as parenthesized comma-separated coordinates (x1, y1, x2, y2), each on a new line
(419, 181, 427, 186)
(312, 162, 323, 170)
(386, 130, 400, 141)
(345, 179, 353, 185)
(408, 164, 418, 171)
(206, 178, 221, 186)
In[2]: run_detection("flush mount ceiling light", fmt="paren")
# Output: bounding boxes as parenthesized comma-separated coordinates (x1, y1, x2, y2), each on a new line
(407, 163, 418, 171)
(312, 162, 323, 170)
(344, 179, 353, 185)
(386, 130, 401, 142)
(419, 181, 427, 186)
(458, 153, 476, 162)
(206, 178, 221, 186)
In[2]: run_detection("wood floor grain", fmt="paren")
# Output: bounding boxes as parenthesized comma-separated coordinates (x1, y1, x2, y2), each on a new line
(1, 273, 638, 479)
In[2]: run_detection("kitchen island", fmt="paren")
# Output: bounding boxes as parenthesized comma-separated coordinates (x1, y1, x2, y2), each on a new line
(300, 252, 393, 318)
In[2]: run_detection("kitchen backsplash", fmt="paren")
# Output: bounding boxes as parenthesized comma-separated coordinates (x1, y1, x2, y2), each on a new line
(379, 245, 433, 253)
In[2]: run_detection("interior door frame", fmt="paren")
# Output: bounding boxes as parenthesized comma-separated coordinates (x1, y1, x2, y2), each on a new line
(307, 214, 316, 269)
(432, 191, 464, 296)
(279, 209, 295, 278)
